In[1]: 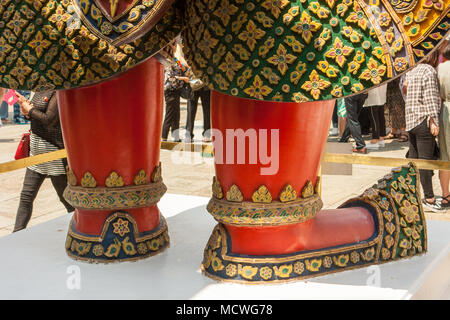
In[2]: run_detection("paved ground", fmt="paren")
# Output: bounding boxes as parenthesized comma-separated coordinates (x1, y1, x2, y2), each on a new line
(0, 103, 449, 239)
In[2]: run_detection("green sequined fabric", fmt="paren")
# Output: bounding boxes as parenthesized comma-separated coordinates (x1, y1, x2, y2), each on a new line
(183, 0, 449, 102)
(0, 0, 181, 91)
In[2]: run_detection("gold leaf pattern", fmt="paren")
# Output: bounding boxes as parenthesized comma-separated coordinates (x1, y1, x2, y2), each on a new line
(251, 185, 272, 203)
(81, 172, 97, 188)
(226, 184, 244, 202)
(133, 169, 149, 186)
(212, 176, 224, 199)
(105, 171, 124, 188)
(279, 184, 297, 202)
(301, 180, 315, 198)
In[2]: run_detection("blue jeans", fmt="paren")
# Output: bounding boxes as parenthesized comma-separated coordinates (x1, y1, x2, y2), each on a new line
(0, 101, 8, 119)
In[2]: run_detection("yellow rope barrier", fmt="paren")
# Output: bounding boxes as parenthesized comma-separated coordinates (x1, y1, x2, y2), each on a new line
(0, 143, 449, 174)
(0, 149, 67, 174)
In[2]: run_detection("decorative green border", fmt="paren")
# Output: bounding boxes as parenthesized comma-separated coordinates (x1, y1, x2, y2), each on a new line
(66, 211, 170, 263)
(207, 194, 322, 226)
(63, 180, 167, 210)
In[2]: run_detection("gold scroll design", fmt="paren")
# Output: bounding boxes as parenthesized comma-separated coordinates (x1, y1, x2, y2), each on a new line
(209, 179, 322, 226)
(64, 166, 167, 210)
(66, 211, 170, 263)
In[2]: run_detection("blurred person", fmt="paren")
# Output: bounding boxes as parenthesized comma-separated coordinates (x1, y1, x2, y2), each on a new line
(161, 39, 190, 142)
(437, 43, 450, 208)
(364, 84, 387, 150)
(13, 90, 74, 232)
(336, 98, 347, 139)
(185, 85, 211, 143)
(13, 90, 31, 124)
(403, 50, 442, 212)
(385, 78, 407, 142)
(339, 92, 369, 154)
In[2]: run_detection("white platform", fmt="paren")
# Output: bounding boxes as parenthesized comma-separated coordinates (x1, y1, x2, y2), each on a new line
(0, 193, 449, 300)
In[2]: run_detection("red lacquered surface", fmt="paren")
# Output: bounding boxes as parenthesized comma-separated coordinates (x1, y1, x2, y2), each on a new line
(211, 91, 334, 201)
(210, 92, 375, 255)
(226, 207, 375, 255)
(58, 57, 163, 235)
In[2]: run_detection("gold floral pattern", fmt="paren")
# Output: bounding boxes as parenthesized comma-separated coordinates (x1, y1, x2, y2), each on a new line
(251, 185, 273, 203)
(81, 172, 97, 188)
(226, 184, 244, 202)
(105, 171, 124, 188)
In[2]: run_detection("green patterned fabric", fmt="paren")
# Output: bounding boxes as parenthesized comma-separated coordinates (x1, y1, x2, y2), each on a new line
(0, 0, 181, 91)
(182, 0, 449, 102)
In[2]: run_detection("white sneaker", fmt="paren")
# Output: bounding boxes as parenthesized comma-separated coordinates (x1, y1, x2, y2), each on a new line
(329, 127, 339, 136)
(365, 142, 380, 150)
(378, 140, 385, 147)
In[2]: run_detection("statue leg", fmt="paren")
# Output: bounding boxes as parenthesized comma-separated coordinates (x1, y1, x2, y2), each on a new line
(202, 91, 426, 282)
(58, 58, 169, 263)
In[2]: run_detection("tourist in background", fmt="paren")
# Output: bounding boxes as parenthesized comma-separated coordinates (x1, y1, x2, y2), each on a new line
(437, 43, 450, 209)
(13, 90, 74, 232)
(403, 50, 442, 212)
(386, 78, 407, 142)
(364, 84, 387, 150)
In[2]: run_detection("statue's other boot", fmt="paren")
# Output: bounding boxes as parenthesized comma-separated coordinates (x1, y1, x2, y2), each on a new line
(201, 91, 427, 282)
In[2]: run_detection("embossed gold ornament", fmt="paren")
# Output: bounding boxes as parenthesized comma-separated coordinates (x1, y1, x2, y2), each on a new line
(301, 180, 315, 198)
(151, 162, 162, 182)
(134, 169, 149, 186)
(105, 171, 124, 187)
(67, 168, 77, 186)
(212, 176, 224, 199)
(279, 184, 297, 202)
(251, 185, 272, 203)
(226, 184, 244, 202)
(81, 172, 97, 188)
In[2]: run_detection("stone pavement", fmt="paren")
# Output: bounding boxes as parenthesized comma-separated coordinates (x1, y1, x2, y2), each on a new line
(0, 106, 449, 238)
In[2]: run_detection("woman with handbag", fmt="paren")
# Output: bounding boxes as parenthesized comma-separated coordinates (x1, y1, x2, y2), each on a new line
(161, 39, 191, 142)
(13, 90, 74, 232)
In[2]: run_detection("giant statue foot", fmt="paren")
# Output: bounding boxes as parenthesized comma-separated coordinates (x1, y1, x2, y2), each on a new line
(59, 58, 170, 263)
(200, 91, 426, 283)
(202, 163, 426, 282)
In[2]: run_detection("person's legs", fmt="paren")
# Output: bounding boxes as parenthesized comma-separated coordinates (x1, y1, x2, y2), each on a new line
(162, 90, 179, 140)
(340, 95, 366, 150)
(369, 106, 380, 142)
(185, 91, 200, 141)
(409, 120, 437, 201)
(200, 88, 211, 139)
(171, 91, 181, 141)
(50, 174, 75, 213)
(439, 170, 450, 204)
(0, 101, 8, 123)
(13, 169, 46, 232)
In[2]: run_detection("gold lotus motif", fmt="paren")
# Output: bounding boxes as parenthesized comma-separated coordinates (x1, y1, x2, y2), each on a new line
(301, 180, 314, 198)
(122, 237, 137, 255)
(251, 185, 272, 203)
(314, 177, 321, 194)
(212, 176, 223, 199)
(273, 265, 293, 278)
(151, 162, 162, 183)
(81, 172, 97, 188)
(226, 184, 243, 202)
(238, 264, 258, 280)
(279, 184, 297, 202)
(67, 168, 77, 186)
(106, 171, 124, 188)
(134, 169, 149, 186)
